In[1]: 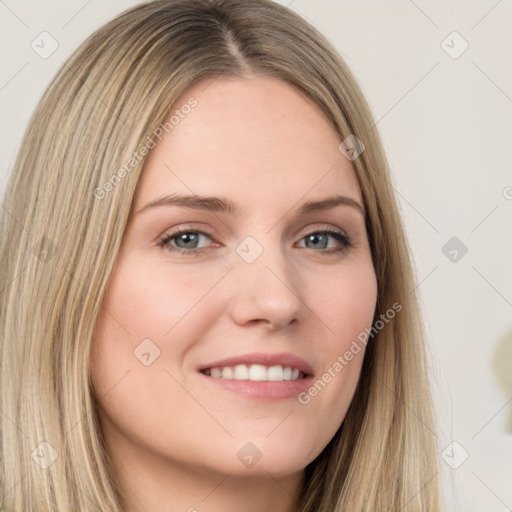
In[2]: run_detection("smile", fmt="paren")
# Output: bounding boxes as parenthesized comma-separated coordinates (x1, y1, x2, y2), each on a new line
(201, 364, 305, 381)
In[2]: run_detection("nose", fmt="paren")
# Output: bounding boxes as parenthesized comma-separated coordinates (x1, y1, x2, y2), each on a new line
(228, 241, 308, 330)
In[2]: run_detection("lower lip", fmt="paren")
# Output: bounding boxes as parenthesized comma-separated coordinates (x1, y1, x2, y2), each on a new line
(199, 372, 314, 400)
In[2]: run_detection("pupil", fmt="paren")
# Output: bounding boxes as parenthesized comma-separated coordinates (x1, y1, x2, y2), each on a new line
(308, 233, 327, 249)
(177, 233, 198, 248)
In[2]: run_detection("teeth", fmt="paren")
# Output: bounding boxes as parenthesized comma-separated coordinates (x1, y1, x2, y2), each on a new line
(267, 365, 283, 381)
(210, 367, 222, 378)
(248, 364, 267, 381)
(234, 364, 249, 380)
(203, 364, 304, 382)
(221, 367, 233, 379)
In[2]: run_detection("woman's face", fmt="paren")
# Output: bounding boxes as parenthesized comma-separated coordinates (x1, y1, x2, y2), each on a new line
(90, 75, 377, 479)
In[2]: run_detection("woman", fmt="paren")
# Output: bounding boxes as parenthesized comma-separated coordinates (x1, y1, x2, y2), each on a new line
(0, 0, 441, 510)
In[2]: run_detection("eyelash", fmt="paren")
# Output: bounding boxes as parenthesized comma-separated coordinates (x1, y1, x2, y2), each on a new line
(157, 226, 353, 257)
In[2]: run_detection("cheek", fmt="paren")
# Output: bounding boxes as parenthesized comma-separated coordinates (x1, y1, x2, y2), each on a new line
(94, 258, 223, 342)
(311, 258, 378, 347)
(88, 260, 225, 454)
(89, 257, 230, 393)
(296, 259, 377, 428)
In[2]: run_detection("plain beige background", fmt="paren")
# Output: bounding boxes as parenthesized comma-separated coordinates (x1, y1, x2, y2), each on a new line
(1, 1, 511, 510)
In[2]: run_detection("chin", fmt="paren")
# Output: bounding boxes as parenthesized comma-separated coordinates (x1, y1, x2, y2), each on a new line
(206, 435, 321, 478)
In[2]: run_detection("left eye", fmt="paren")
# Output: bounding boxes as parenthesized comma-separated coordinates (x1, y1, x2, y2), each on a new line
(296, 230, 349, 250)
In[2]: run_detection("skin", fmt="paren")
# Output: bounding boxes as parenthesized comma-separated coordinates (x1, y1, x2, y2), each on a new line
(90, 75, 378, 512)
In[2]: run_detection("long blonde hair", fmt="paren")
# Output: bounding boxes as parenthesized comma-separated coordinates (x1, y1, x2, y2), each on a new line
(0, 0, 440, 509)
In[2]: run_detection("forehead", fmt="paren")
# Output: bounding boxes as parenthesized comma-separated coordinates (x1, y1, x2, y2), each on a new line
(132, 75, 362, 214)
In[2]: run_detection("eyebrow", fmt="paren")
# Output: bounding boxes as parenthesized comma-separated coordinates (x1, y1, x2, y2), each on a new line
(136, 193, 365, 217)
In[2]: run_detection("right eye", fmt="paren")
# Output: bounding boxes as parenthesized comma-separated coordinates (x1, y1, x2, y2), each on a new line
(157, 229, 217, 255)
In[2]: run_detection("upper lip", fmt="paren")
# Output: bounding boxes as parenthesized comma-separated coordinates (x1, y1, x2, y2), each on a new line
(198, 352, 314, 376)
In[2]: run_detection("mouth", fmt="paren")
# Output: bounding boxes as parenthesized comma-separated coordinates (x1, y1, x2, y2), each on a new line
(200, 364, 306, 381)
(197, 352, 314, 400)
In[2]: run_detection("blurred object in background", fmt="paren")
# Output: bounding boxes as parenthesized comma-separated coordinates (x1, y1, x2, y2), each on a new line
(493, 326, 512, 433)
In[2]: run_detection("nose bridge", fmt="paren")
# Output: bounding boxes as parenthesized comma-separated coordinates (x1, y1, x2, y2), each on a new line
(228, 232, 307, 328)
